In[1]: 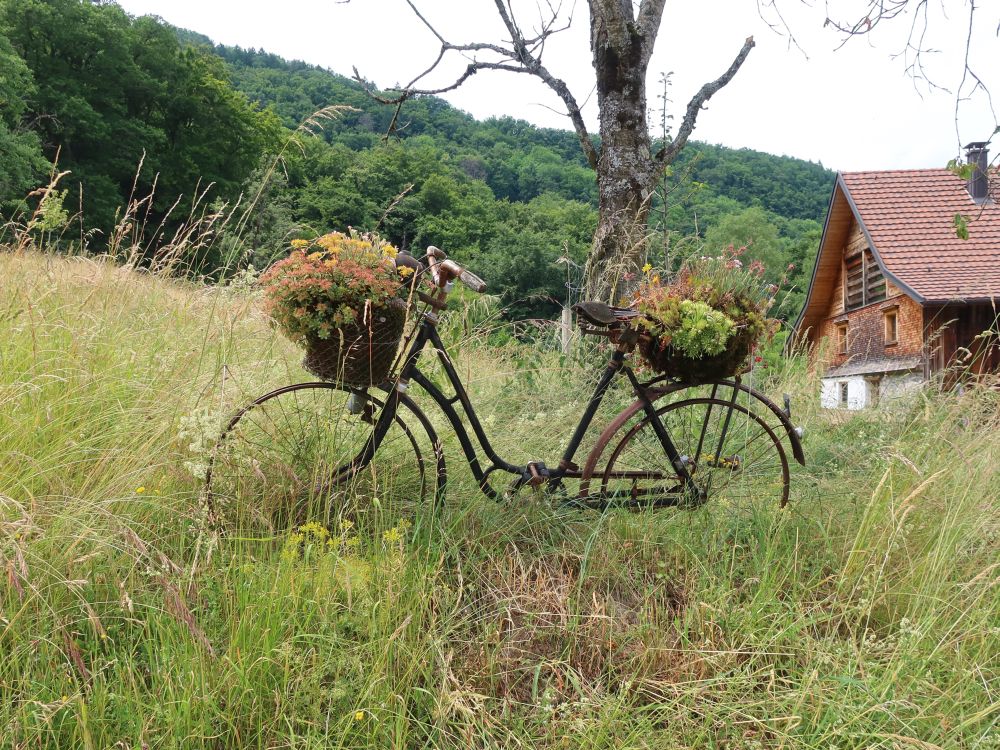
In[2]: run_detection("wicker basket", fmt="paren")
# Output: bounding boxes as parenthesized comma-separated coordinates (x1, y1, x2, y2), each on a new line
(302, 299, 406, 386)
(637, 325, 756, 384)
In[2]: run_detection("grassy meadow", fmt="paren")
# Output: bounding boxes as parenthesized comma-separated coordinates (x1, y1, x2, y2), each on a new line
(1, 250, 998, 749)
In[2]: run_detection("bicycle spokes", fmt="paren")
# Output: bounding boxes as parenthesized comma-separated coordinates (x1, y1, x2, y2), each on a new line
(581, 395, 790, 510)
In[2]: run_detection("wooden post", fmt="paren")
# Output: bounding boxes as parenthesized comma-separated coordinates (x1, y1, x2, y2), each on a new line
(561, 306, 572, 354)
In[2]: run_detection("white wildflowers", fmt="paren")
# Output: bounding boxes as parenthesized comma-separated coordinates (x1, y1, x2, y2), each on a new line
(177, 407, 223, 480)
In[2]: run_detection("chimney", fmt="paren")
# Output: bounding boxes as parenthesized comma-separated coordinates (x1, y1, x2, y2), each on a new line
(964, 141, 990, 204)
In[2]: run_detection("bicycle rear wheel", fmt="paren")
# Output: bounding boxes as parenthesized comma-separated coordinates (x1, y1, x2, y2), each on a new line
(579, 395, 789, 509)
(205, 382, 444, 536)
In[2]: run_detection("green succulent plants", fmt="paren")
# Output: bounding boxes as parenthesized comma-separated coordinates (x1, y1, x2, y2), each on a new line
(632, 247, 775, 381)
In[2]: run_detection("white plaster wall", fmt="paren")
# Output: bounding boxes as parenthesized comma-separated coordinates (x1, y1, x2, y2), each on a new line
(880, 371, 924, 404)
(820, 376, 870, 410)
(822, 371, 924, 410)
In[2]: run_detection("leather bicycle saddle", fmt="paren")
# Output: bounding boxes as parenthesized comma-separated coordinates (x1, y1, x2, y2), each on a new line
(572, 301, 640, 327)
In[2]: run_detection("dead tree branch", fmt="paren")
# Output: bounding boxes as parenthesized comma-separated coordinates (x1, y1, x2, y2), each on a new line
(655, 36, 756, 168)
(352, 0, 599, 168)
(763, 0, 998, 151)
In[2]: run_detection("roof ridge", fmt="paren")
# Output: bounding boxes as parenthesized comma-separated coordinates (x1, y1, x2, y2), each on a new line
(841, 168, 956, 176)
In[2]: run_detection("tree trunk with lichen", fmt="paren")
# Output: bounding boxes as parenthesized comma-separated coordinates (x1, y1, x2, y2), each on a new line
(582, 7, 660, 303)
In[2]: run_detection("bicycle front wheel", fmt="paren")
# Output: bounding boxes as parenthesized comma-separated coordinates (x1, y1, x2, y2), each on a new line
(579, 395, 790, 509)
(205, 382, 444, 536)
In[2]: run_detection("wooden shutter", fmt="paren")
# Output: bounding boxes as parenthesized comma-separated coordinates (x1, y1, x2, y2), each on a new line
(845, 248, 885, 310)
(845, 252, 864, 310)
(865, 249, 886, 303)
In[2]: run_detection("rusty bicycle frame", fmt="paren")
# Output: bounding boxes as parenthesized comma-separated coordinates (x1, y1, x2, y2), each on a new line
(209, 246, 806, 514)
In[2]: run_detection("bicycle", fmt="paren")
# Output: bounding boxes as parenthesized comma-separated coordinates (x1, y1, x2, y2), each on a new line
(205, 246, 805, 532)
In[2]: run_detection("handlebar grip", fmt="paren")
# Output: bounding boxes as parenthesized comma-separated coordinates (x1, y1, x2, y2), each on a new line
(459, 268, 487, 293)
(393, 251, 423, 274)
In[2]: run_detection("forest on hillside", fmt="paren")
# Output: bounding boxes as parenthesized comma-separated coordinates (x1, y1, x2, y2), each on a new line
(0, 0, 832, 318)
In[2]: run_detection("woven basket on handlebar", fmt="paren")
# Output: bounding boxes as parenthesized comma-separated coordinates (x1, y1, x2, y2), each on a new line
(302, 298, 407, 387)
(637, 325, 756, 384)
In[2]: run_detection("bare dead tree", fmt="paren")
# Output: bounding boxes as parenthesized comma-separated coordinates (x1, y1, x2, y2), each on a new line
(353, 0, 754, 301)
(761, 0, 999, 156)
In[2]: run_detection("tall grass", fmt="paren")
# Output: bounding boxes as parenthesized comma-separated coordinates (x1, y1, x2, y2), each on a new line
(1, 249, 997, 749)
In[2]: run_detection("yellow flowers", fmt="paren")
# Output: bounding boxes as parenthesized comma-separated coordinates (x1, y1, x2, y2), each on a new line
(354, 710, 364, 722)
(291, 239, 309, 249)
(398, 266, 415, 278)
(281, 519, 362, 561)
(135, 486, 145, 494)
(642, 263, 653, 274)
(382, 527, 402, 544)
(298, 521, 330, 541)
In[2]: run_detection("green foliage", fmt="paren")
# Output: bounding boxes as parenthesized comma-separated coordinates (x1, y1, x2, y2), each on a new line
(704, 206, 784, 279)
(671, 141, 833, 222)
(0, 0, 280, 235)
(953, 212, 970, 240)
(0, 31, 48, 213)
(30, 187, 69, 233)
(669, 299, 736, 357)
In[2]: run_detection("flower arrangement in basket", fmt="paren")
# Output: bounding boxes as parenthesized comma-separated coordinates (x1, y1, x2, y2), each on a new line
(259, 230, 414, 386)
(631, 248, 776, 383)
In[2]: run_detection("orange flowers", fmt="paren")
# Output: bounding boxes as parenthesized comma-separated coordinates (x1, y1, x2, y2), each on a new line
(260, 231, 409, 345)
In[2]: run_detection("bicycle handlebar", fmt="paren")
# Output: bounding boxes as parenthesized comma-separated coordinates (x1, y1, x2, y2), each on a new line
(424, 246, 487, 293)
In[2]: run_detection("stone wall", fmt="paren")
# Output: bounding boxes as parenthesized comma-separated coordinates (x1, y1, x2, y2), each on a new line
(821, 370, 924, 410)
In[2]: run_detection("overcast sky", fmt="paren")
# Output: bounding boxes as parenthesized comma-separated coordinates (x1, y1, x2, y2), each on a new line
(114, 0, 998, 172)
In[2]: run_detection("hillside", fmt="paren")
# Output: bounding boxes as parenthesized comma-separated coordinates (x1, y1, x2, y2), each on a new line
(1, 250, 997, 747)
(1, 1, 831, 318)
(212, 43, 831, 316)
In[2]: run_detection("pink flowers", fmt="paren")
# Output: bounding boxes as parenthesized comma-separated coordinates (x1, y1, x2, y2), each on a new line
(259, 231, 406, 345)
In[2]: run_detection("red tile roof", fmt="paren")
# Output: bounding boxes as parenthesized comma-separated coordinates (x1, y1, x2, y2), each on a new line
(841, 169, 1000, 302)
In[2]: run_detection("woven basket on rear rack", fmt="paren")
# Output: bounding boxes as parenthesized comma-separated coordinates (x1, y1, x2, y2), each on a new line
(637, 325, 755, 384)
(302, 298, 407, 387)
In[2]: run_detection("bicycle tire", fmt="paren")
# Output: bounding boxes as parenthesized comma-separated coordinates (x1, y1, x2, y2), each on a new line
(579, 395, 790, 509)
(205, 382, 445, 536)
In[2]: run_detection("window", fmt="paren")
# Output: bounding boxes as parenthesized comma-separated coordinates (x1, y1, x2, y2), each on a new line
(845, 248, 886, 311)
(884, 309, 898, 345)
(836, 323, 848, 355)
(839, 381, 849, 407)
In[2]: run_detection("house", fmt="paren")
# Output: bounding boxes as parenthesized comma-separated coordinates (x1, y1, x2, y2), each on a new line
(792, 142, 1000, 409)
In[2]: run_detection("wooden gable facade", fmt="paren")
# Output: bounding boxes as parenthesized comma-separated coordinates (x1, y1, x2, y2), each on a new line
(793, 163, 1000, 409)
